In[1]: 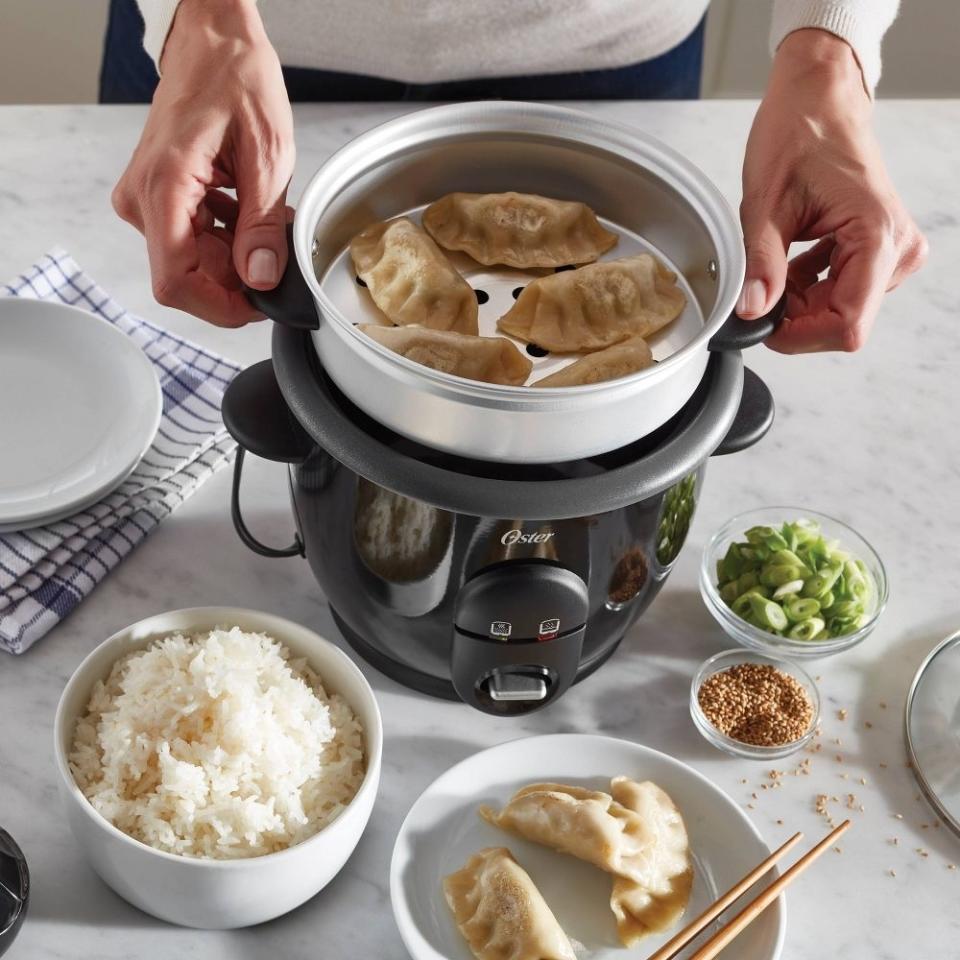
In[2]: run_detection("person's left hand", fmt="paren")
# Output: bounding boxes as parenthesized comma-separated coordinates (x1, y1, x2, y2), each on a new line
(738, 29, 926, 353)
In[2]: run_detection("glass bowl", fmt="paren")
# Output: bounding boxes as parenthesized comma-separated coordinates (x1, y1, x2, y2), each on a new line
(690, 649, 821, 760)
(700, 506, 888, 659)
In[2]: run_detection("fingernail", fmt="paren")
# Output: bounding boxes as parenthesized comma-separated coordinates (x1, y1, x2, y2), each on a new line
(736, 279, 766, 318)
(248, 248, 278, 286)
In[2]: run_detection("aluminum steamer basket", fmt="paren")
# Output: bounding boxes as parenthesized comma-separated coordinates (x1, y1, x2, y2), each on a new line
(249, 101, 782, 463)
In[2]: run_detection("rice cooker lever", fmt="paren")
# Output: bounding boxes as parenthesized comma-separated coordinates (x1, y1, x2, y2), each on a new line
(450, 561, 588, 715)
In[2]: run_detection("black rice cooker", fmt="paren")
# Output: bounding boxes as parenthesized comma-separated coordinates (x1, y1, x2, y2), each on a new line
(222, 324, 775, 716)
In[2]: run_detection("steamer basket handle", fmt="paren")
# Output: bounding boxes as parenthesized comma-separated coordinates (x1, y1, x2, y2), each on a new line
(222, 361, 311, 558)
(244, 223, 319, 330)
(708, 292, 787, 352)
(712, 366, 774, 456)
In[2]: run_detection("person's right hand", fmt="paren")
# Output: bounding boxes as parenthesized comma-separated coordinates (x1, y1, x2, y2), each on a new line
(112, 0, 294, 327)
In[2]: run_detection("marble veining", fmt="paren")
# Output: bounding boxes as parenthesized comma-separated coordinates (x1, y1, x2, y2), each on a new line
(0, 102, 959, 959)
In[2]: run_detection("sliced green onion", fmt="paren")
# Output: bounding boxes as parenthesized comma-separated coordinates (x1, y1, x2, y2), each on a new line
(789, 617, 826, 641)
(715, 517, 875, 643)
(785, 597, 821, 622)
(772, 579, 804, 600)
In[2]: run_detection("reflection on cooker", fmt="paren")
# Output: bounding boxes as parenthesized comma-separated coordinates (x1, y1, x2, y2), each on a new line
(353, 479, 453, 583)
(607, 547, 649, 609)
(655, 473, 697, 567)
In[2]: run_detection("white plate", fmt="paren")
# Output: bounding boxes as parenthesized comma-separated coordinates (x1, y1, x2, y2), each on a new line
(0, 298, 162, 531)
(391, 734, 785, 960)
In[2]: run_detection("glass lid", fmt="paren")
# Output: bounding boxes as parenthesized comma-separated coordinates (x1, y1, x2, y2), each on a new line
(905, 630, 960, 838)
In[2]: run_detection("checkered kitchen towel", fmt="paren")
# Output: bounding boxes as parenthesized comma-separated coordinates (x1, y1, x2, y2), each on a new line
(0, 251, 241, 654)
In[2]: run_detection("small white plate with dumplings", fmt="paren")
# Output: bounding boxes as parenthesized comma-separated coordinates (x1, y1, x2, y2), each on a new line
(390, 733, 785, 960)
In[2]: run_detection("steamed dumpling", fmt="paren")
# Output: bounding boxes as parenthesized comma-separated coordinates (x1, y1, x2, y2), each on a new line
(498, 254, 685, 352)
(532, 336, 654, 388)
(479, 783, 656, 883)
(443, 847, 576, 960)
(607, 778, 693, 946)
(422, 192, 618, 269)
(359, 324, 532, 386)
(350, 217, 478, 334)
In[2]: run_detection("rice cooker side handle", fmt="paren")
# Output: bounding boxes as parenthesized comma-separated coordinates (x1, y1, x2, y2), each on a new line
(712, 366, 775, 457)
(221, 361, 312, 558)
(707, 292, 787, 352)
(243, 223, 320, 330)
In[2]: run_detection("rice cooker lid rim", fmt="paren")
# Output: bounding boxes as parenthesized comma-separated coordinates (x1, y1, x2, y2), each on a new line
(272, 326, 743, 520)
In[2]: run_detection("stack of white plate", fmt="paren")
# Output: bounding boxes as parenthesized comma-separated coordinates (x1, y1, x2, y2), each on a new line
(0, 299, 162, 533)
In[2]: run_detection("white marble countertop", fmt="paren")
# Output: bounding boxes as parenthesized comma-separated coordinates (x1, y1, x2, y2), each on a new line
(0, 101, 958, 960)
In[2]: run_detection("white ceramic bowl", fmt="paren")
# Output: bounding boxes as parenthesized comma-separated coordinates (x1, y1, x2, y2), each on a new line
(53, 607, 382, 929)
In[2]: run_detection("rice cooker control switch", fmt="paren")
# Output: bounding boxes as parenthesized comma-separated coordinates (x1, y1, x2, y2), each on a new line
(451, 561, 588, 715)
(486, 671, 549, 703)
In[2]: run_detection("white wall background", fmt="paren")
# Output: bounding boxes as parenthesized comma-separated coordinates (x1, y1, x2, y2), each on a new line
(1, 0, 958, 104)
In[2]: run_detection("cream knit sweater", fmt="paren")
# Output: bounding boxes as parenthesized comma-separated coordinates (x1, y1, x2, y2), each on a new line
(138, 0, 898, 92)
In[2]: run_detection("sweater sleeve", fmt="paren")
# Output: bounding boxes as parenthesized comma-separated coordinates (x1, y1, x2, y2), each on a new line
(136, 1, 182, 70)
(770, 0, 900, 94)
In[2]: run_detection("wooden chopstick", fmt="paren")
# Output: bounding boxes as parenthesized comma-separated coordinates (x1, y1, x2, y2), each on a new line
(645, 831, 803, 960)
(687, 820, 852, 960)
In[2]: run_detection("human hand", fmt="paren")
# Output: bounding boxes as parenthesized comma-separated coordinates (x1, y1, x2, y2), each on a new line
(738, 29, 926, 353)
(112, 0, 294, 327)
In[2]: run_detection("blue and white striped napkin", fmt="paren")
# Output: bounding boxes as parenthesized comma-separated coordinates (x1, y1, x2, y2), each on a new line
(0, 251, 241, 654)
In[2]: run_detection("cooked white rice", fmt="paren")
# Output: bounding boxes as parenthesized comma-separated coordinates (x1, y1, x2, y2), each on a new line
(69, 627, 365, 859)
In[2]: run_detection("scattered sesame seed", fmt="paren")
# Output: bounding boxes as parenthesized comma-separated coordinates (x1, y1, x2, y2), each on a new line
(834, 846, 842, 854)
(948, 864, 957, 871)
(889, 869, 896, 878)
(776, 819, 784, 825)
(880, 762, 888, 769)
(865, 721, 873, 729)
(860, 777, 868, 786)
(835, 754, 843, 763)
(838, 709, 848, 721)
(894, 813, 904, 820)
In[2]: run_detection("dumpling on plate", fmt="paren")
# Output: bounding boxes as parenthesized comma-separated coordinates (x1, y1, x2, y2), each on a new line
(422, 191, 618, 269)
(497, 254, 685, 352)
(479, 783, 655, 883)
(350, 217, 478, 334)
(532, 336, 654, 388)
(359, 324, 532, 386)
(443, 847, 576, 960)
(607, 778, 693, 946)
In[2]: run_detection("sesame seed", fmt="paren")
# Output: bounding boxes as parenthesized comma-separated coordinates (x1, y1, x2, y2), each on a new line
(697, 663, 814, 747)
(889, 869, 897, 878)
(838, 709, 848, 721)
